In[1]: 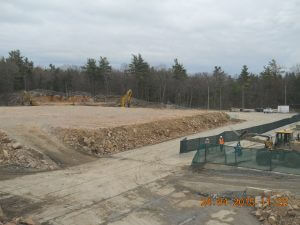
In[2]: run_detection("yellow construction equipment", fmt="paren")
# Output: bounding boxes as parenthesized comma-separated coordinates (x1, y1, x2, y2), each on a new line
(242, 133, 272, 146)
(242, 129, 300, 151)
(245, 128, 300, 167)
(275, 129, 300, 151)
(120, 89, 132, 107)
(264, 137, 273, 150)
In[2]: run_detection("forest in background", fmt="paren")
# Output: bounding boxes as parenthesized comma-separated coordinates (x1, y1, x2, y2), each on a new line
(0, 50, 300, 109)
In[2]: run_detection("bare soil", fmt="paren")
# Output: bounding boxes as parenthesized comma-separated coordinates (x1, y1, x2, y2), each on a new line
(0, 112, 296, 225)
(0, 106, 215, 129)
(0, 106, 231, 172)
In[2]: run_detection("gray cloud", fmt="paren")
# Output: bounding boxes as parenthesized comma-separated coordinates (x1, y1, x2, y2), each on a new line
(0, 0, 299, 74)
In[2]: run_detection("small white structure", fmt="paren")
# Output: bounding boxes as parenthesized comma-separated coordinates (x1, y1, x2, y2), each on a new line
(277, 105, 289, 113)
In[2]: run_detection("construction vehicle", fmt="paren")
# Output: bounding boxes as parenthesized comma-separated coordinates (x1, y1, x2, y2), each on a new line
(120, 89, 132, 107)
(242, 133, 272, 146)
(235, 129, 300, 167)
(240, 128, 300, 151)
(272, 129, 300, 168)
(274, 129, 300, 151)
(21, 91, 38, 106)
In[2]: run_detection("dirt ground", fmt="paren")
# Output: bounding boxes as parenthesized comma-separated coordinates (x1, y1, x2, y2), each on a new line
(0, 106, 212, 129)
(0, 110, 298, 225)
(0, 106, 231, 171)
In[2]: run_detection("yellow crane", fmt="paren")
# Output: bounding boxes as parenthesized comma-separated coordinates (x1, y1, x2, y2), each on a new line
(120, 89, 132, 107)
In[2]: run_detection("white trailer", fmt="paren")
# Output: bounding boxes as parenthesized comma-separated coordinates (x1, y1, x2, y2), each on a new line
(277, 105, 289, 113)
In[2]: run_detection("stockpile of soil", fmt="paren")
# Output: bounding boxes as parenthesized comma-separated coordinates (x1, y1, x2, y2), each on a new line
(54, 112, 231, 156)
(0, 90, 94, 106)
(30, 90, 93, 104)
(253, 191, 300, 225)
(0, 130, 57, 170)
(1, 89, 182, 108)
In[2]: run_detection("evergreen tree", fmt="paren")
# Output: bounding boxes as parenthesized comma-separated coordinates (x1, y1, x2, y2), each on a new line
(172, 58, 187, 80)
(213, 66, 225, 110)
(7, 50, 33, 90)
(0, 57, 17, 104)
(98, 57, 112, 96)
(47, 64, 61, 91)
(239, 65, 250, 109)
(260, 59, 283, 107)
(129, 54, 150, 98)
(83, 58, 98, 96)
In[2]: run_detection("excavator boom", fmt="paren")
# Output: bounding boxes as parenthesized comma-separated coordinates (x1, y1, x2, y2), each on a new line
(120, 89, 132, 107)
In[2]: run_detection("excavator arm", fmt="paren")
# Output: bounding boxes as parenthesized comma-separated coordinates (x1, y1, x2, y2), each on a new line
(120, 89, 132, 107)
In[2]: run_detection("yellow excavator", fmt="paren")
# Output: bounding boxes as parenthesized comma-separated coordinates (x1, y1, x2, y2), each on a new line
(120, 89, 132, 107)
(242, 129, 300, 167)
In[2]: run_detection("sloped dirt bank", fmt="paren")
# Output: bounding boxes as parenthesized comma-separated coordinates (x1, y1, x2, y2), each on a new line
(54, 112, 233, 156)
(0, 130, 58, 171)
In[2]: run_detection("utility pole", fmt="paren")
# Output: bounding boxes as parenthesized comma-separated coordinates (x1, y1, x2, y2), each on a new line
(284, 72, 287, 105)
(242, 85, 245, 109)
(284, 82, 287, 105)
(207, 85, 210, 110)
(219, 87, 222, 111)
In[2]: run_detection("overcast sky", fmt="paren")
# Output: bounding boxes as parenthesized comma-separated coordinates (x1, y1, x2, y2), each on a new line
(1, 0, 299, 74)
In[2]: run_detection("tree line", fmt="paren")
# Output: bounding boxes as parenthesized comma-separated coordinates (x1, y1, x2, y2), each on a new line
(0, 50, 300, 110)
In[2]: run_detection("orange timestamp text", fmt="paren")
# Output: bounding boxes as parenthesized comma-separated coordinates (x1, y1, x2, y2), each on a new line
(200, 196, 288, 207)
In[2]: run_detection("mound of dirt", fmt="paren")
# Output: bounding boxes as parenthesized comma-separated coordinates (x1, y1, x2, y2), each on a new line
(0, 130, 57, 170)
(0, 90, 94, 106)
(1, 89, 181, 109)
(54, 112, 231, 156)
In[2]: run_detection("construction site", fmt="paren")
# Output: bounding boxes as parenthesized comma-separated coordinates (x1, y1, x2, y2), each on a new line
(0, 91, 299, 225)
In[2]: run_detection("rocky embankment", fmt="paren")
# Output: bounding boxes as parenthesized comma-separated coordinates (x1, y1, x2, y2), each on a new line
(0, 130, 57, 170)
(55, 112, 232, 156)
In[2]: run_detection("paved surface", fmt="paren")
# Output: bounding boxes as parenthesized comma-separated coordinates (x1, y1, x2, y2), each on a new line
(0, 112, 298, 225)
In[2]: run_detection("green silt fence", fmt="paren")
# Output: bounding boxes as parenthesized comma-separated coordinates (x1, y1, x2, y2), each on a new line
(181, 114, 300, 154)
(191, 144, 300, 175)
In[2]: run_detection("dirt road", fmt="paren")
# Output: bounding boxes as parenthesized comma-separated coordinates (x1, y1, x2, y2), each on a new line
(0, 112, 298, 225)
